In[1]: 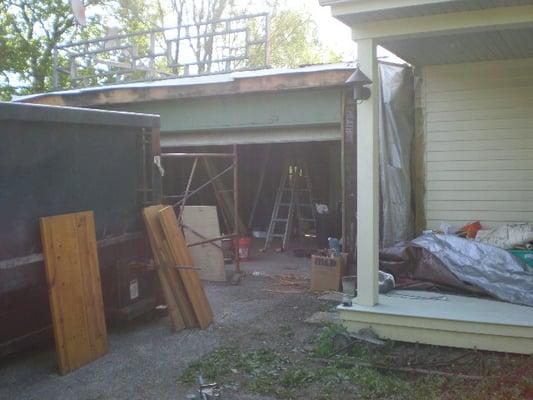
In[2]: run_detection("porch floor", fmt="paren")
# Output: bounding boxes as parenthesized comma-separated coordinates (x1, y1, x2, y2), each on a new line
(339, 290, 533, 354)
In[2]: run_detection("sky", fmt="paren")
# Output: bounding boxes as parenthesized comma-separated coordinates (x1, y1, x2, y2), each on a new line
(273, 0, 404, 64)
(301, 0, 358, 61)
(91, 0, 402, 64)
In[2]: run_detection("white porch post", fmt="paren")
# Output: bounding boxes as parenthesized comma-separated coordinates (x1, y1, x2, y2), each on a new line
(356, 38, 379, 306)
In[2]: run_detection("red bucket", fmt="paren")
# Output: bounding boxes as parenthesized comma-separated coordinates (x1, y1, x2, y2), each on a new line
(234, 237, 252, 261)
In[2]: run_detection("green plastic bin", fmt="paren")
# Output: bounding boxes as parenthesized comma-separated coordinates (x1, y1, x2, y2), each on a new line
(509, 249, 533, 271)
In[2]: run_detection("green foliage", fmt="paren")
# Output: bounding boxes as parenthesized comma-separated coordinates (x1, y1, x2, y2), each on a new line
(248, 7, 341, 69)
(180, 346, 242, 383)
(311, 323, 350, 358)
(0, 0, 341, 99)
(0, 0, 107, 99)
(180, 337, 533, 400)
(268, 9, 327, 68)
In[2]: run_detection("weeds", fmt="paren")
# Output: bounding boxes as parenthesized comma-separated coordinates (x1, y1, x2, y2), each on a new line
(180, 324, 533, 400)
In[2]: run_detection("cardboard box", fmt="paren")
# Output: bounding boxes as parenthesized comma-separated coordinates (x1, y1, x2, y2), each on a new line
(310, 253, 347, 292)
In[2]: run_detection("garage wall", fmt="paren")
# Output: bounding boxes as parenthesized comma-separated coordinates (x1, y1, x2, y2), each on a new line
(108, 87, 343, 146)
(422, 57, 533, 229)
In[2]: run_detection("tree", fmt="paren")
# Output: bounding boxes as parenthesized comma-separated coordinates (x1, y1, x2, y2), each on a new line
(0, 0, 340, 98)
(0, 0, 107, 99)
(268, 8, 337, 68)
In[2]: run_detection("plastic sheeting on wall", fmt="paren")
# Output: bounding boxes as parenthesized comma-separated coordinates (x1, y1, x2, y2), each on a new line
(378, 62, 415, 248)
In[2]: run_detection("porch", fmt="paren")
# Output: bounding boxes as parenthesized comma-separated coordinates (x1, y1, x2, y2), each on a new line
(340, 290, 533, 354)
(323, 0, 533, 355)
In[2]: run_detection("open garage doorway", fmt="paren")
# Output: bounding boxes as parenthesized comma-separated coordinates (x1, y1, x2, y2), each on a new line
(160, 140, 342, 277)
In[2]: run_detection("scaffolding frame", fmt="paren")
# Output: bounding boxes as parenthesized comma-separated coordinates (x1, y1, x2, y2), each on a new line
(160, 145, 241, 273)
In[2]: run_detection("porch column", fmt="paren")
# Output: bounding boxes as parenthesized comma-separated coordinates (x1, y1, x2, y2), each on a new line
(356, 38, 379, 306)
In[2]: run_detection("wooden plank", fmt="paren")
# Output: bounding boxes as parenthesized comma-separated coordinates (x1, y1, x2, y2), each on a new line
(142, 205, 197, 329)
(182, 206, 226, 282)
(39, 211, 107, 374)
(158, 206, 214, 329)
(157, 267, 185, 332)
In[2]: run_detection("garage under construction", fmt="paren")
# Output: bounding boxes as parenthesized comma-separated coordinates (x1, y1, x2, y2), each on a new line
(22, 63, 359, 266)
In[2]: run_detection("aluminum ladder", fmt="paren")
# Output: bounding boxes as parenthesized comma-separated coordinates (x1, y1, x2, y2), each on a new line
(262, 160, 317, 251)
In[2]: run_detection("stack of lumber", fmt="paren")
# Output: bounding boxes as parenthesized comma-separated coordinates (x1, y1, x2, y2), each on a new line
(40, 211, 108, 374)
(142, 205, 213, 331)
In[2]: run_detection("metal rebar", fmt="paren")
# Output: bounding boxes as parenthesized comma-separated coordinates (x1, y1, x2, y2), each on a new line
(177, 157, 199, 222)
(181, 223, 224, 251)
(172, 164, 234, 208)
(162, 152, 235, 159)
(187, 233, 237, 248)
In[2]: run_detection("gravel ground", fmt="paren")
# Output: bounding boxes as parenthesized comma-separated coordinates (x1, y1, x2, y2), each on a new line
(0, 250, 323, 400)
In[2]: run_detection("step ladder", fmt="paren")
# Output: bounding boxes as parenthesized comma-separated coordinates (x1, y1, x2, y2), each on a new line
(262, 160, 317, 251)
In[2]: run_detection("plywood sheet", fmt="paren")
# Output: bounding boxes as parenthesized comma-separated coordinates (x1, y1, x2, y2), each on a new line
(182, 206, 226, 282)
(142, 205, 196, 329)
(39, 211, 107, 374)
(158, 206, 214, 329)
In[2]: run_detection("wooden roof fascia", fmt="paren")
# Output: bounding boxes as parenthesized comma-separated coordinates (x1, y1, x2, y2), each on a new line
(21, 69, 354, 108)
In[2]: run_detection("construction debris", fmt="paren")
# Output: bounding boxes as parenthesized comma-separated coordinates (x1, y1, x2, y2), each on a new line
(304, 311, 341, 325)
(263, 273, 309, 294)
(186, 376, 221, 400)
(310, 253, 347, 292)
(317, 291, 344, 302)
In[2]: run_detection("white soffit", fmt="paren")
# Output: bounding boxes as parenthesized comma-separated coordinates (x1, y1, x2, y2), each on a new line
(381, 27, 533, 65)
(332, 0, 533, 24)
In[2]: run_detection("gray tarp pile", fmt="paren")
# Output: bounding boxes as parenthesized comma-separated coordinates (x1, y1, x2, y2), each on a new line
(380, 234, 533, 307)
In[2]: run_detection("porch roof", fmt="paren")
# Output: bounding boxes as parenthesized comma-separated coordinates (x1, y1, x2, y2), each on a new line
(322, 0, 533, 65)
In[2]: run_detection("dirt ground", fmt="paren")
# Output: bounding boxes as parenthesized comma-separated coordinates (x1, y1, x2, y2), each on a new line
(0, 250, 320, 400)
(1, 248, 532, 400)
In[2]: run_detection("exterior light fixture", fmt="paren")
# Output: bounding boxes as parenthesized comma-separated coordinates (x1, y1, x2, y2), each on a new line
(346, 66, 372, 101)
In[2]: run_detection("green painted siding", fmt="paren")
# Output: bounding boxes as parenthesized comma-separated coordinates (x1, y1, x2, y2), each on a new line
(111, 88, 343, 133)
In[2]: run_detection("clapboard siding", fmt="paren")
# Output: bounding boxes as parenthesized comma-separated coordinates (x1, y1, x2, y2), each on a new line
(427, 181, 533, 191)
(428, 128, 533, 142)
(428, 149, 533, 162)
(427, 160, 533, 171)
(427, 191, 533, 201)
(423, 58, 533, 229)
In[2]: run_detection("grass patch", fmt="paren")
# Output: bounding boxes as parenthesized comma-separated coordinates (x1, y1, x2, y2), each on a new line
(181, 325, 533, 400)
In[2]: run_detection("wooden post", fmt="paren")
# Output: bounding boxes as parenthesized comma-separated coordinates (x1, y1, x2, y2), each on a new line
(233, 145, 241, 273)
(356, 38, 379, 306)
